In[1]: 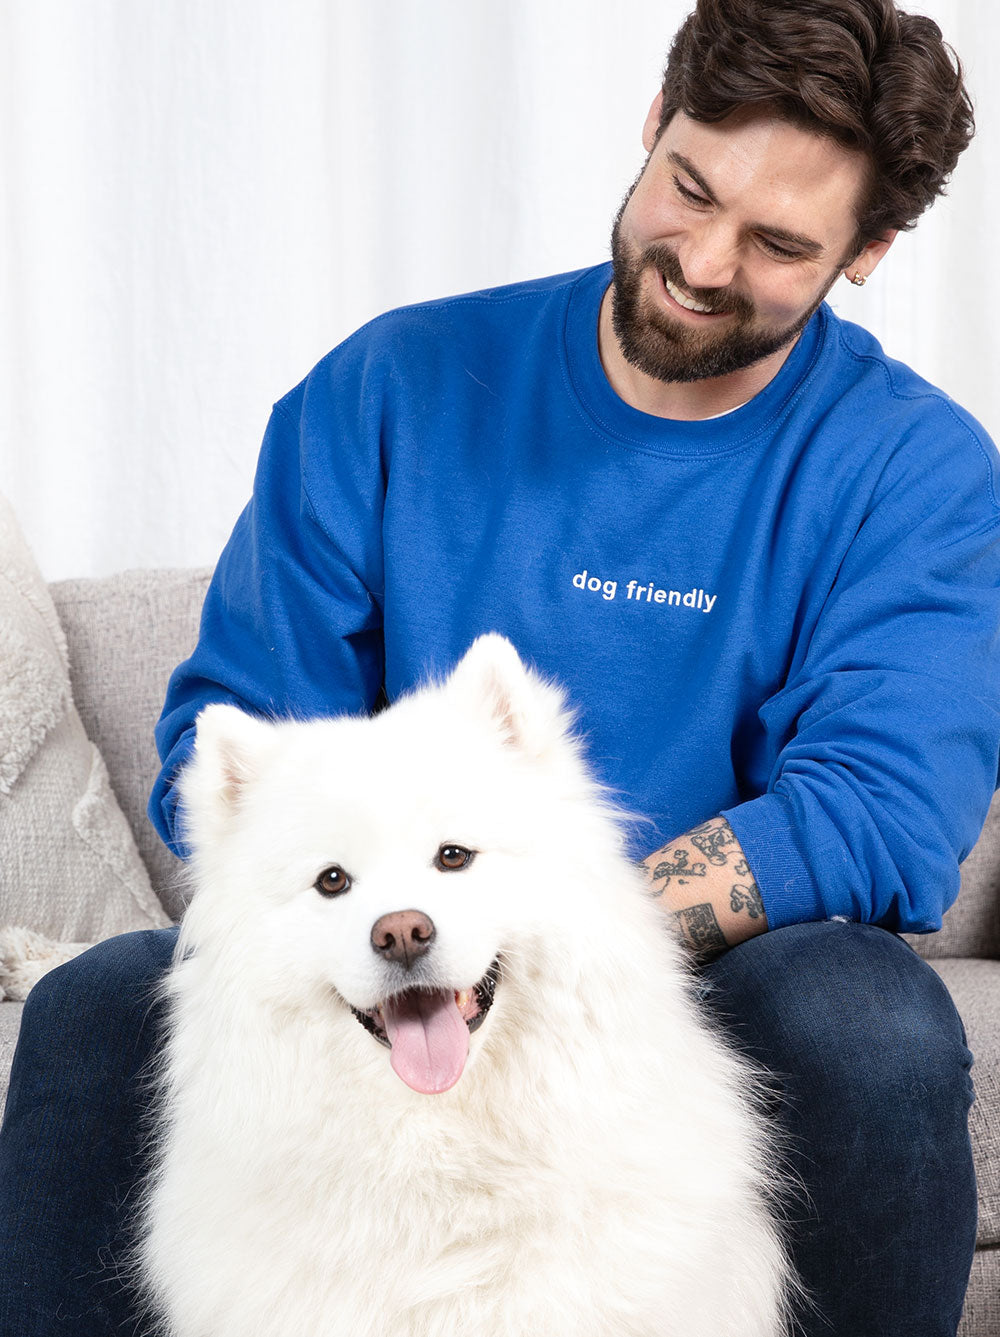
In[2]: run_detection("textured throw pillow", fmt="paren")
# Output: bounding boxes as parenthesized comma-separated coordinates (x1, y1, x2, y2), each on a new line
(0, 492, 169, 999)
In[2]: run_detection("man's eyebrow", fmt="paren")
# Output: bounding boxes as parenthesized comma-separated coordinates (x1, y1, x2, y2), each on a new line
(667, 151, 826, 256)
(668, 152, 720, 205)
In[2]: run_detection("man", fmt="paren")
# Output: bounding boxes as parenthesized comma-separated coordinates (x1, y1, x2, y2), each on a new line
(2, 2, 995, 1333)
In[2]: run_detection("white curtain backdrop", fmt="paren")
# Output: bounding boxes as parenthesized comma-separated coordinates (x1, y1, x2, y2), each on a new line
(1, 0, 996, 580)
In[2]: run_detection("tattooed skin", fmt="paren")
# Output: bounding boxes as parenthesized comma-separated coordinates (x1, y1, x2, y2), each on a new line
(731, 880, 765, 919)
(690, 821, 737, 867)
(639, 817, 766, 955)
(673, 903, 728, 961)
(648, 848, 707, 886)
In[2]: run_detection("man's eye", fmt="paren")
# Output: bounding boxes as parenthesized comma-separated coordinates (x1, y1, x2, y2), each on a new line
(758, 235, 801, 260)
(673, 175, 710, 207)
(435, 844, 476, 871)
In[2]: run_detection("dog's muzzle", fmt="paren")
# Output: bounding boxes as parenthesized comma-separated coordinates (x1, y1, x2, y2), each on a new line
(350, 959, 501, 1094)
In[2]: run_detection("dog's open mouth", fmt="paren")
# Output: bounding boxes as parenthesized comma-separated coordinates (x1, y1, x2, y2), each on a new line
(351, 961, 500, 1095)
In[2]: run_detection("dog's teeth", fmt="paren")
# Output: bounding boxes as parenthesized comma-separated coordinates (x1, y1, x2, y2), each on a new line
(456, 990, 470, 1009)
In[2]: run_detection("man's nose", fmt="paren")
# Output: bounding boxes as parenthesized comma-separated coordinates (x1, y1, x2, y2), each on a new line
(676, 222, 739, 292)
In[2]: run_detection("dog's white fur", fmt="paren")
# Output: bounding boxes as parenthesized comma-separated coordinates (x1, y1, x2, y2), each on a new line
(135, 635, 795, 1336)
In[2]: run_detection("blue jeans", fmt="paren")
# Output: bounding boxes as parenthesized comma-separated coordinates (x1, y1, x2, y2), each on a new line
(0, 921, 976, 1335)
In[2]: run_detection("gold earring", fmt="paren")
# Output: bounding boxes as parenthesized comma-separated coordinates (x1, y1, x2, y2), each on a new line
(849, 271, 867, 287)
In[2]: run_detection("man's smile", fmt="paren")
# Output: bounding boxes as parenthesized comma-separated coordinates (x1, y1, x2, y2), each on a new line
(658, 269, 729, 317)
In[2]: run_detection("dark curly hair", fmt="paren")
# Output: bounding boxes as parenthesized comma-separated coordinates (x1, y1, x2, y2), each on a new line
(657, 0, 974, 251)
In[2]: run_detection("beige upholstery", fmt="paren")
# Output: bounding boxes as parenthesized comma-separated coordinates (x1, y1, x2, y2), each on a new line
(0, 497, 167, 951)
(51, 568, 213, 922)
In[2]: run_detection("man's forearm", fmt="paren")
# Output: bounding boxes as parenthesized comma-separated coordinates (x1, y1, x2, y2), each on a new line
(638, 816, 768, 958)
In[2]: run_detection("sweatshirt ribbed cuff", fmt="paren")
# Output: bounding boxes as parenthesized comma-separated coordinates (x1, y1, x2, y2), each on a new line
(720, 792, 829, 930)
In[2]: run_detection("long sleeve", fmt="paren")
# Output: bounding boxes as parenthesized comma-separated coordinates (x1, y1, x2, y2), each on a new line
(149, 347, 387, 856)
(722, 419, 1000, 934)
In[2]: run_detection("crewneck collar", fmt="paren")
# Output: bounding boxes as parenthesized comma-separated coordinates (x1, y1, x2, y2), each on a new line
(563, 262, 827, 456)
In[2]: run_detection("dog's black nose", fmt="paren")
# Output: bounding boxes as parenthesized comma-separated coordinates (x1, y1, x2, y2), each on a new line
(370, 910, 436, 969)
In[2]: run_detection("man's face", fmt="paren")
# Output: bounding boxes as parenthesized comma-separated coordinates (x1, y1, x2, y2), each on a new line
(609, 106, 881, 385)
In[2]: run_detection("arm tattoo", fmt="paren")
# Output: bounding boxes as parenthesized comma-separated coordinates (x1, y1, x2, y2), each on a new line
(641, 818, 766, 949)
(673, 903, 728, 961)
(730, 877, 765, 920)
(644, 848, 707, 887)
(689, 820, 735, 867)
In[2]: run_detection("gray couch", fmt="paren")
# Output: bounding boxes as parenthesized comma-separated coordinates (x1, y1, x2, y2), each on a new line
(1, 566, 998, 1332)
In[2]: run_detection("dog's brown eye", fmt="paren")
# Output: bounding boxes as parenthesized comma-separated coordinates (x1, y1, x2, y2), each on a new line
(436, 845, 475, 871)
(315, 865, 351, 897)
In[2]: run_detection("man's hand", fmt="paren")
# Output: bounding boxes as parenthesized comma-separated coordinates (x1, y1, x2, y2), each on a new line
(638, 816, 768, 960)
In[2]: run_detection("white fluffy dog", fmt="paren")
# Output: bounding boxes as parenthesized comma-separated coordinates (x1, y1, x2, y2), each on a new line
(136, 635, 795, 1337)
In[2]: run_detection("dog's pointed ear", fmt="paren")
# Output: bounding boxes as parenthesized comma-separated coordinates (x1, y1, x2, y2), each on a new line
(187, 703, 274, 810)
(446, 635, 574, 758)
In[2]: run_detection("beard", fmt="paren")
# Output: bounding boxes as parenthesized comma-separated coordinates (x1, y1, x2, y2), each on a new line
(608, 188, 837, 385)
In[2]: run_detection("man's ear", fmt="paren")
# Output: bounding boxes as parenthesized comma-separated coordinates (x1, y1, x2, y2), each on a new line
(642, 91, 665, 153)
(844, 229, 898, 283)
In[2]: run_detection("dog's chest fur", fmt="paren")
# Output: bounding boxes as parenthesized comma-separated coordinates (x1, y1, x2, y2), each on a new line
(142, 943, 783, 1337)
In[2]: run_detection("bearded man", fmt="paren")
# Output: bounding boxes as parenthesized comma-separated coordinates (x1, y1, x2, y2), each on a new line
(2, 3, 995, 1334)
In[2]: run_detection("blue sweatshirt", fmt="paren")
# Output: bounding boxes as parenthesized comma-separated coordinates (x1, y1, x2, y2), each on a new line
(151, 262, 1000, 934)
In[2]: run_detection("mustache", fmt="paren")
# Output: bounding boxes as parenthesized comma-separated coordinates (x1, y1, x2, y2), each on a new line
(646, 246, 756, 322)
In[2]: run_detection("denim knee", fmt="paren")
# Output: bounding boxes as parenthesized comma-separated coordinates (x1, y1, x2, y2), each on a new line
(702, 919, 974, 1130)
(14, 926, 179, 1076)
(24, 926, 177, 1003)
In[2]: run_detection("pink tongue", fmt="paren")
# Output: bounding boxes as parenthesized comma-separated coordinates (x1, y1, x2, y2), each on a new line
(382, 989, 470, 1094)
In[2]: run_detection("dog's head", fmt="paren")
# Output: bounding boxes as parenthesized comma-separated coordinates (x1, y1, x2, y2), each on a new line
(177, 635, 637, 1095)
